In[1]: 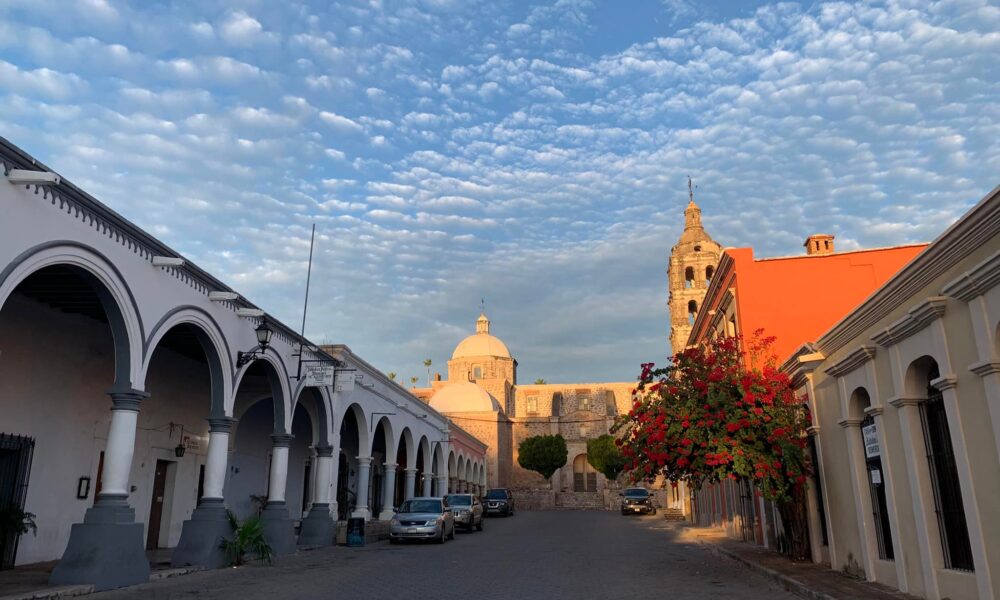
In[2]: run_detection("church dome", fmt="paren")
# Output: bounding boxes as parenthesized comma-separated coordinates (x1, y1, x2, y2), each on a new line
(429, 381, 501, 413)
(451, 312, 511, 359)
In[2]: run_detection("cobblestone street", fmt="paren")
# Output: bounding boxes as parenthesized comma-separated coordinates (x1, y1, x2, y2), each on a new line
(92, 512, 800, 600)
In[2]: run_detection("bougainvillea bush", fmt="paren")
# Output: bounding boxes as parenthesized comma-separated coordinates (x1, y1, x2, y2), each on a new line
(613, 330, 813, 558)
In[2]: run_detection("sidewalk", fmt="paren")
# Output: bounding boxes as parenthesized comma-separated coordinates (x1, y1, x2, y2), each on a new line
(684, 524, 921, 600)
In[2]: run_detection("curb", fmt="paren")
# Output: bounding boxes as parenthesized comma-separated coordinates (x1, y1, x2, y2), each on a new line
(700, 541, 837, 600)
(0, 585, 95, 600)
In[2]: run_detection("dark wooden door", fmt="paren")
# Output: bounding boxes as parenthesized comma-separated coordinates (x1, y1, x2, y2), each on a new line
(146, 460, 169, 550)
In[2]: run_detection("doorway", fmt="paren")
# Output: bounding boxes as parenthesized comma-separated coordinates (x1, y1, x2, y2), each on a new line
(0, 434, 35, 569)
(573, 454, 596, 492)
(146, 460, 173, 550)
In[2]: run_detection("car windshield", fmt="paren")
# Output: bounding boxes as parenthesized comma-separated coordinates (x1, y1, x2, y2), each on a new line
(399, 499, 442, 513)
(486, 489, 507, 499)
(624, 488, 649, 497)
(445, 495, 472, 506)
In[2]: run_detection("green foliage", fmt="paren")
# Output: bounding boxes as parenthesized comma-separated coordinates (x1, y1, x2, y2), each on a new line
(533, 378, 547, 384)
(587, 435, 626, 481)
(517, 434, 567, 479)
(221, 510, 272, 566)
(0, 506, 36, 539)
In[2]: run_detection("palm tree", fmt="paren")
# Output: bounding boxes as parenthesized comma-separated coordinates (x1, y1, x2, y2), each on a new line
(534, 378, 547, 384)
(388, 372, 397, 381)
(410, 376, 419, 387)
(423, 359, 432, 385)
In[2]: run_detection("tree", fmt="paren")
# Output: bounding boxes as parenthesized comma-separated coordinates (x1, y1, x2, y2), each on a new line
(613, 330, 812, 559)
(424, 359, 433, 385)
(587, 435, 626, 482)
(387, 372, 397, 381)
(409, 376, 419, 387)
(517, 434, 567, 481)
(534, 378, 547, 384)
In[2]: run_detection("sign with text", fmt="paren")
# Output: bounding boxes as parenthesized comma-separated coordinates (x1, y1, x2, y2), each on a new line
(336, 372, 356, 393)
(862, 423, 880, 459)
(303, 362, 335, 387)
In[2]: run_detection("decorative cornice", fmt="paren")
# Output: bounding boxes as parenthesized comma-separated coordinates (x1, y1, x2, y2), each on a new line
(314, 444, 334, 457)
(806, 426, 821, 436)
(942, 250, 1000, 302)
(969, 360, 1000, 377)
(817, 185, 1000, 355)
(838, 417, 863, 428)
(872, 297, 948, 347)
(270, 433, 294, 447)
(889, 396, 923, 408)
(207, 417, 236, 433)
(863, 406, 884, 417)
(825, 345, 876, 377)
(107, 388, 150, 411)
(930, 374, 958, 392)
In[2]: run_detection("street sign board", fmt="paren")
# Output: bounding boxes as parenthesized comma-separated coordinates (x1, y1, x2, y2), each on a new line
(303, 362, 335, 387)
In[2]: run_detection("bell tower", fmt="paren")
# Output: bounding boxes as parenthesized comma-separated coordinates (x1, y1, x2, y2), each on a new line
(667, 178, 722, 353)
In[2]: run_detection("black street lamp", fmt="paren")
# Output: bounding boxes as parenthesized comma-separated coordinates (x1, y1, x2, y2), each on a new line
(237, 316, 274, 367)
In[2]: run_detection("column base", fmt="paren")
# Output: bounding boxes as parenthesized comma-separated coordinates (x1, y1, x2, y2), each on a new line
(378, 509, 396, 521)
(297, 503, 334, 547)
(171, 499, 233, 569)
(49, 498, 150, 591)
(350, 506, 371, 520)
(260, 502, 297, 556)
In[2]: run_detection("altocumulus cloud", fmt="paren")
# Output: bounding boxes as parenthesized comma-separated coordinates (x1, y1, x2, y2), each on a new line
(0, 0, 996, 383)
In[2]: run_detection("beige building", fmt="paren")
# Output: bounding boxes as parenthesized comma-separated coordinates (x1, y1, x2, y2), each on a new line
(667, 191, 722, 353)
(784, 185, 1000, 600)
(411, 313, 687, 510)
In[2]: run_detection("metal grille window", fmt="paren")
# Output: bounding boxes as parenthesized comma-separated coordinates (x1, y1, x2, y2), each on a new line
(860, 415, 893, 560)
(0, 434, 35, 570)
(807, 435, 829, 546)
(920, 372, 974, 572)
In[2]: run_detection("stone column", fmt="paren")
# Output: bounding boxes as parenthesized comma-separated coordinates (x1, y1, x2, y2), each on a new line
(422, 473, 433, 497)
(838, 417, 876, 579)
(436, 476, 449, 497)
(299, 445, 335, 547)
(51, 389, 151, 590)
(260, 433, 296, 556)
(403, 468, 417, 500)
(172, 417, 235, 568)
(379, 463, 398, 520)
(352, 456, 372, 519)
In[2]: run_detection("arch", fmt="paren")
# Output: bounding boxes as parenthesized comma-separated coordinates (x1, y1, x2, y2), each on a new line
(141, 308, 232, 417)
(417, 435, 432, 472)
(448, 450, 457, 479)
(457, 455, 466, 483)
(291, 386, 332, 447)
(433, 443, 445, 476)
(339, 403, 370, 456)
(688, 300, 698, 326)
(903, 355, 939, 399)
(847, 387, 872, 422)
(573, 453, 597, 492)
(233, 354, 289, 434)
(684, 266, 695, 288)
(0, 242, 144, 388)
(371, 415, 397, 459)
(398, 427, 416, 469)
(706, 265, 714, 282)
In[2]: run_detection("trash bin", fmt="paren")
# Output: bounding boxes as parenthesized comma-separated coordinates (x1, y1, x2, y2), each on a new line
(346, 517, 366, 547)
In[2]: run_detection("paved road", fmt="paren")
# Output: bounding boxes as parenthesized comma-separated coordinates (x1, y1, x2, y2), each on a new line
(94, 512, 801, 600)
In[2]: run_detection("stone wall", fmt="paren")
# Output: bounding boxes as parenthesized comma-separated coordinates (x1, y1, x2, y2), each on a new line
(511, 489, 555, 510)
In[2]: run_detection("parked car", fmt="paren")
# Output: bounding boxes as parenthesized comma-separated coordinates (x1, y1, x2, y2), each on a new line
(484, 488, 515, 517)
(620, 487, 657, 515)
(389, 497, 456, 544)
(445, 493, 485, 532)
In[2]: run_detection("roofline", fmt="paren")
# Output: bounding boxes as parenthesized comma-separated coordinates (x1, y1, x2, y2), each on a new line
(755, 243, 928, 263)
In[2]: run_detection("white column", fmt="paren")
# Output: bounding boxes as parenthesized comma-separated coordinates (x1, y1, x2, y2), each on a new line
(403, 468, 417, 500)
(838, 417, 877, 579)
(329, 446, 341, 518)
(436, 476, 449, 497)
(267, 433, 292, 504)
(379, 463, 397, 520)
(201, 417, 235, 502)
(421, 473, 432, 497)
(313, 446, 334, 506)
(97, 389, 148, 504)
(352, 456, 372, 518)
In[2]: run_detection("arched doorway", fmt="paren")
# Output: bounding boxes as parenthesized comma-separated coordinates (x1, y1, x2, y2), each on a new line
(573, 454, 596, 492)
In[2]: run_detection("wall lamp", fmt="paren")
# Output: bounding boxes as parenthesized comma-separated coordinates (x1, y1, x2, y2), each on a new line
(236, 317, 274, 367)
(6, 169, 61, 186)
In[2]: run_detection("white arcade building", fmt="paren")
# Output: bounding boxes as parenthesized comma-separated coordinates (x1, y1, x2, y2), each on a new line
(0, 137, 488, 589)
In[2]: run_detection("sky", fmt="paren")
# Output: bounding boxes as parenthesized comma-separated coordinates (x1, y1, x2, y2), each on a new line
(0, 0, 997, 385)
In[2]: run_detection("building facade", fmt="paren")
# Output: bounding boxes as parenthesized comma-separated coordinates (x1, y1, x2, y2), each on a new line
(784, 186, 1000, 600)
(0, 137, 486, 589)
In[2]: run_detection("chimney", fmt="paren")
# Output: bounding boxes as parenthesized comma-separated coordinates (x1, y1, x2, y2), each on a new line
(804, 234, 835, 256)
(435, 372, 442, 381)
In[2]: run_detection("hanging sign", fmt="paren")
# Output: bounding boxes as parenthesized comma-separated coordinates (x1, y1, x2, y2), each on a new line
(862, 423, 880, 458)
(303, 362, 335, 387)
(336, 372, 356, 393)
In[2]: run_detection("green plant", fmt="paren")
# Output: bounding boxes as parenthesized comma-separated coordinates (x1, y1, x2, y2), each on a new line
(517, 434, 567, 480)
(534, 378, 546, 384)
(0, 505, 36, 539)
(220, 510, 272, 566)
(587, 435, 626, 481)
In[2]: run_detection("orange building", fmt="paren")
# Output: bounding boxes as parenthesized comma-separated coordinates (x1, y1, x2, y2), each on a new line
(687, 235, 928, 362)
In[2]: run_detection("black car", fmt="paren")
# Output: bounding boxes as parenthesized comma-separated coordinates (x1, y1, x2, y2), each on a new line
(620, 487, 656, 515)
(484, 488, 515, 517)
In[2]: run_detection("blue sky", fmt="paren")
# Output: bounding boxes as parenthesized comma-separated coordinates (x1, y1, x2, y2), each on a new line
(0, 0, 997, 384)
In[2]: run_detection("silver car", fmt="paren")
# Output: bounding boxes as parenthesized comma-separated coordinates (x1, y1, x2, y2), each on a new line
(445, 493, 485, 532)
(389, 497, 456, 544)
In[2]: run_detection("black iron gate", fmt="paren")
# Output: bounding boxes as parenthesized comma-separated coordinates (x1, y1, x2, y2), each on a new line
(0, 433, 35, 569)
(737, 478, 756, 543)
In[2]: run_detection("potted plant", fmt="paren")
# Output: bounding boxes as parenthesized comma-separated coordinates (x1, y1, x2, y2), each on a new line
(220, 510, 272, 567)
(0, 506, 36, 569)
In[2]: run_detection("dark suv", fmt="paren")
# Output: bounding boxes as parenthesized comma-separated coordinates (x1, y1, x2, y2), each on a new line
(484, 488, 515, 517)
(620, 487, 656, 515)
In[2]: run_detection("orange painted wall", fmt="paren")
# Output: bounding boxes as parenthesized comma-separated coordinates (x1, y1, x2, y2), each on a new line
(707, 244, 926, 362)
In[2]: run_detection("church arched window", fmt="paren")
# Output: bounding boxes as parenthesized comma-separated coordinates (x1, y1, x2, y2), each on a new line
(688, 300, 698, 325)
(684, 266, 695, 288)
(706, 265, 714, 283)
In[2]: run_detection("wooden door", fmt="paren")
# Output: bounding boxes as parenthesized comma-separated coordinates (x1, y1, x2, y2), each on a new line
(146, 460, 169, 550)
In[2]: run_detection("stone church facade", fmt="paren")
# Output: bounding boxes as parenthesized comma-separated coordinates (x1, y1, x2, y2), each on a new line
(668, 193, 722, 353)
